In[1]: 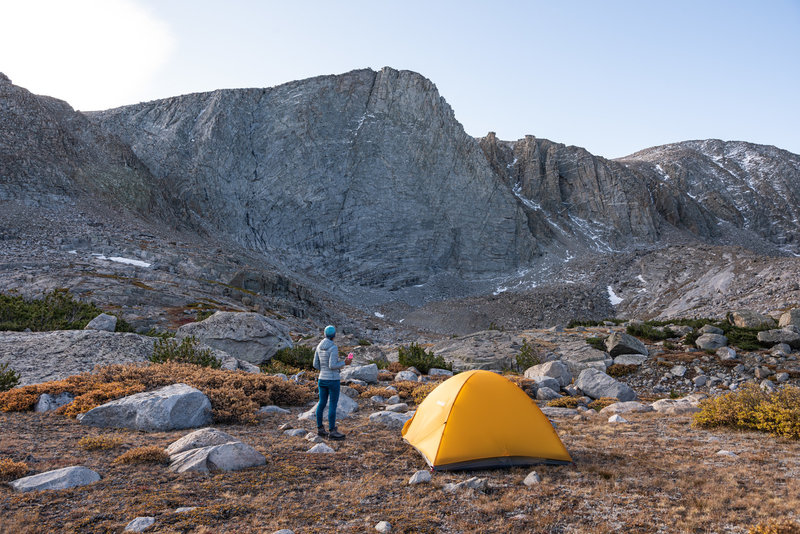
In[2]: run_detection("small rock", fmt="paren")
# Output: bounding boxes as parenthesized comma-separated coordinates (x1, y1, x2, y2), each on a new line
(272, 530, 295, 534)
(671, 365, 687, 377)
(34, 392, 75, 413)
(386, 395, 401, 404)
(341, 363, 379, 384)
(760, 380, 777, 392)
(259, 405, 290, 415)
(385, 403, 409, 413)
(394, 370, 418, 382)
(524, 361, 572, 387)
(307, 443, 334, 454)
(370, 395, 386, 403)
(284, 428, 308, 437)
(278, 423, 293, 431)
(444, 476, 487, 493)
(305, 432, 324, 443)
(613, 354, 648, 366)
(124, 517, 155, 532)
(693, 375, 708, 387)
(174, 507, 197, 513)
(522, 471, 541, 486)
(9, 466, 100, 492)
(608, 414, 629, 423)
(717, 347, 737, 361)
(375, 520, 392, 533)
(716, 450, 738, 458)
(755, 366, 773, 379)
(775, 372, 790, 383)
(299, 394, 359, 422)
(369, 411, 413, 428)
(166, 428, 240, 455)
(85, 313, 118, 332)
(695, 334, 728, 350)
(409, 470, 431, 485)
(536, 386, 561, 401)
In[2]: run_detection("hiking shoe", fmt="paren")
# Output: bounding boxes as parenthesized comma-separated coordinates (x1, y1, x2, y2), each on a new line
(329, 429, 345, 440)
(317, 427, 329, 437)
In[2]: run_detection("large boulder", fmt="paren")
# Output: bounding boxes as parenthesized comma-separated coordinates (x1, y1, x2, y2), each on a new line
(524, 361, 571, 388)
(555, 341, 610, 375)
(695, 333, 728, 350)
(729, 310, 776, 330)
(299, 393, 359, 422)
(0, 330, 154, 386)
(9, 466, 100, 492)
(350, 345, 387, 366)
(757, 327, 800, 349)
(78, 383, 212, 431)
(394, 370, 418, 382)
(165, 428, 239, 456)
(175, 311, 291, 365)
(340, 363, 379, 384)
(169, 441, 266, 473)
(604, 332, 648, 357)
(779, 309, 800, 329)
(84, 313, 118, 332)
(574, 368, 636, 401)
(599, 401, 653, 415)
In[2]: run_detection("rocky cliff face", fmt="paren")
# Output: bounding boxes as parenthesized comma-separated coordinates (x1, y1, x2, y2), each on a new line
(88, 68, 539, 289)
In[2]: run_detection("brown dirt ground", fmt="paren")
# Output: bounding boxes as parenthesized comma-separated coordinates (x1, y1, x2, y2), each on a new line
(1, 408, 798, 533)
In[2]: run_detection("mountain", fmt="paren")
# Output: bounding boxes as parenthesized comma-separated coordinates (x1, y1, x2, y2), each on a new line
(1, 67, 799, 331)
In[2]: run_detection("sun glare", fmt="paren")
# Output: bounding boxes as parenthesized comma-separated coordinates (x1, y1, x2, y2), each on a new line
(0, 0, 174, 110)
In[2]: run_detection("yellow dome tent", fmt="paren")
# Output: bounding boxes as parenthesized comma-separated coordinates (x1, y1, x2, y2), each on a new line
(401, 370, 572, 470)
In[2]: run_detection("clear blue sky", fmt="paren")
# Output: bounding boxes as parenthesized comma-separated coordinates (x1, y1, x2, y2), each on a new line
(2, 0, 798, 158)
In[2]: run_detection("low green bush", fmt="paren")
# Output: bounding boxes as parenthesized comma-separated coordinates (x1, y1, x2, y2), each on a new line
(0, 289, 132, 332)
(626, 323, 675, 341)
(0, 363, 20, 392)
(513, 339, 540, 372)
(272, 345, 315, 370)
(586, 336, 607, 351)
(149, 336, 220, 368)
(398, 343, 451, 374)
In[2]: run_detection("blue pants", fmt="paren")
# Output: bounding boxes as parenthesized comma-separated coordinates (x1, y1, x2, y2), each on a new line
(316, 379, 340, 430)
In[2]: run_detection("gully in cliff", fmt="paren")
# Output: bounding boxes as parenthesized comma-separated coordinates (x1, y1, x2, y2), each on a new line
(313, 325, 353, 440)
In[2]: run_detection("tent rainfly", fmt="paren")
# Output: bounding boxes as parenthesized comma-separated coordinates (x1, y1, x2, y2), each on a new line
(401, 370, 572, 470)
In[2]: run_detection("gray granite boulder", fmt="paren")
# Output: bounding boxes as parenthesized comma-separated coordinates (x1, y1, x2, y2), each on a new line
(613, 354, 648, 366)
(369, 410, 413, 429)
(699, 324, 724, 335)
(124, 517, 155, 532)
(598, 401, 653, 415)
(605, 332, 648, 357)
(35, 392, 75, 413)
(165, 428, 239, 456)
(176, 311, 291, 365)
(536, 387, 562, 401)
(78, 383, 212, 431)
(9, 466, 100, 492)
(409, 470, 431, 485)
(428, 368, 453, 377)
(530, 376, 561, 392)
(299, 393, 359, 421)
(524, 361, 571, 388)
(169, 441, 266, 473)
(757, 327, 800, 349)
(555, 341, 610, 375)
(394, 370, 418, 382)
(574, 368, 636, 401)
(84, 313, 117, 332)
(341, 363, 379, 384)
(729, 310, 776, 329)
(651, 398, 700, 415)
(695, 333, 728, 350)
(779, 309, 800, 329)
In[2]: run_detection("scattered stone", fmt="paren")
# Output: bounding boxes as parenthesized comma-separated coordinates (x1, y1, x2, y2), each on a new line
(124, 517, 155, 532)
(166, 428, 239, 455)
(428, 368, 453, 377)
(272, 530, 294, 534)
(522, 471, 541, 486)
(717, 347, 737, 361)
(524, 361, 572, 388)
(278, 422, 293, 431)
(760, 380, 777, 393)
(175, 311, 292, 364)
(34, 392, 74, 413)
(443, 476, 487, 493)
(574, 368, 636, 401)
(84, 313, 117, 332)
(771, 343, 792, 355)
(174, 507, 197, 513)
(671, 365, 687, 377)
(369, 411, 413, 429)
(169, 441, 266, 473)
(598, 401, 653, 415)
(605, 332, 648, 357)
(385, 403, 409, 413)
(755, 366, 773, 379)
(651, 398, 700, 415)
(341, 386, 360, 398)
(699, 324, 724, 335)
(9, 466, 100, 492)
(307, 443, 334, 454)
(284, 429, 308, 437)
(298, 394, 359, 422)
(370, 395, 386, 404)
(716, 450, 738, 458)
(259, 405, 290, 415)
(530, 376, 561, 392)
(409, 470, 432, 485)
(536, 387, 561, 401)
(394, 370, 418, 382)
(78, 383, 212, 431)
(375, 520, 392, 533)
(730, 310, 776, 329)
(775, 372, 790, 383)
(386, 395, 401, 404)
(693, 375, 708, 387)
(341, 363, 379, 384)
(539, 406, 579, 417)
(613, 354, 648, 366)
(608, 414, 629, 423)
(695, 334, 728, 350)
(305, 433, 324, 444)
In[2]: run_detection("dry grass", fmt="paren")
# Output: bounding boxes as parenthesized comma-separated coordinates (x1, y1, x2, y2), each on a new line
(78, 435, 124, 451)
(0, 362, 315, 424)
(2, 405, 798, 533)
(0, 457, 29, 481)
(113, 446, 170, 465)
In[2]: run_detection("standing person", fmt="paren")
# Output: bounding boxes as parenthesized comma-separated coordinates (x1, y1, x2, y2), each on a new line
(313, 325, 352, 440)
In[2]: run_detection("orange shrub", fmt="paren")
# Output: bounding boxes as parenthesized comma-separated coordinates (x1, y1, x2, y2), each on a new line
(113, 446, 170, 465)
(78, 435, 124, 451)
(0, 457, 29, 481)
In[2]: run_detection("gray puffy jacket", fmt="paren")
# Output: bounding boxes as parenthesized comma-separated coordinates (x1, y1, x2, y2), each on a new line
(314, 337, 345, 380)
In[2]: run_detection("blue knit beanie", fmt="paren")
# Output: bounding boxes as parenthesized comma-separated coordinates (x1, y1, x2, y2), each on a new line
(324, 325, 336, 338)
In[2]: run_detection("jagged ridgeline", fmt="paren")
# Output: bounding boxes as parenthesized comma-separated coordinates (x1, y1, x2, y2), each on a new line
(2, 68, 799, 293)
